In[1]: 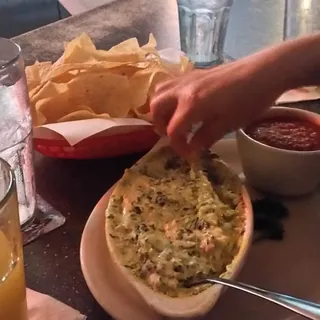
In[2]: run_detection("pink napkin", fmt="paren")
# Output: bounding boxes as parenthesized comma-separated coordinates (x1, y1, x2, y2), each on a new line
(27, 289, 86, 320)
(276, 86, 320, 104)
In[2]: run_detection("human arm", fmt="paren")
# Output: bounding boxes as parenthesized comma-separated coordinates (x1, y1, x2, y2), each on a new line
(150, 33, 320, 156)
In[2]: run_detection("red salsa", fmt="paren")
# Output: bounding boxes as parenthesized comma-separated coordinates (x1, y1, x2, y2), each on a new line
(246, 117, 320, 151)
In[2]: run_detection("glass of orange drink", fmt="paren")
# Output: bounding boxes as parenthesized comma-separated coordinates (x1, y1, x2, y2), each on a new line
(0, 158, 28, 320)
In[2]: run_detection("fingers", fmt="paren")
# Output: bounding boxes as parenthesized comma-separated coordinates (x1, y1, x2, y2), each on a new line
(153, 78, 176, 95)
(151, 85, 209, 156)
(150, 91, 177, 135)
(166, 107, 199, 156)
(189, 117, 230, 152)
(150, 68, 222, 156)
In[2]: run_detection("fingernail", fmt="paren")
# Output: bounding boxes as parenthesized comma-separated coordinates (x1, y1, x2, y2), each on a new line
(186, 121, 203, 144)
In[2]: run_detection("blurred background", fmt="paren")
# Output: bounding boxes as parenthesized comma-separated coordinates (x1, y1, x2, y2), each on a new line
(0, 0, 318, 60)
(0, 0, 69, 39)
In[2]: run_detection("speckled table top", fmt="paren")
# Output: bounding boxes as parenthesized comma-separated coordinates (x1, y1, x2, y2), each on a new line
(13, 0, 180, 66)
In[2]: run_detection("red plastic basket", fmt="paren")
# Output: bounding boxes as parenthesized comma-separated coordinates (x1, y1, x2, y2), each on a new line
(34, 127, 160, 159)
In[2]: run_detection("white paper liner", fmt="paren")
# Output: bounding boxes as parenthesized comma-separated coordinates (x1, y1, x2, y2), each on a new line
(34, 118, 153, 146)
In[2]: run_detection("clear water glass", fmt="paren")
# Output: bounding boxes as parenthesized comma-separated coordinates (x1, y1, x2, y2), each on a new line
(284, 0, 320, 40)
(177, 0, 233, 68)
(0, 38, 36, 227)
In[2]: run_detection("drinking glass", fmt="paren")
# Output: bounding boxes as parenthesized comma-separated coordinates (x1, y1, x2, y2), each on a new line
(0, 38, 36, 226)
(284, 0, 320, 40)
(177, 0, 233, 67)
(0, 158, 28, 320)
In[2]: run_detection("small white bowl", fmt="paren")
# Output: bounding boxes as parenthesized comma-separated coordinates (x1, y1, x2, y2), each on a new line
(236, 106, 320, 197)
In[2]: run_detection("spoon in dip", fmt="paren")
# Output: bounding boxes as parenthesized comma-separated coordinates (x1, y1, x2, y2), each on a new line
(185, 276, 320, 319)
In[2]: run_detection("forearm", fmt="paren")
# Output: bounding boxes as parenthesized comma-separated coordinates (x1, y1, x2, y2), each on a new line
(250, 33, 320, 92)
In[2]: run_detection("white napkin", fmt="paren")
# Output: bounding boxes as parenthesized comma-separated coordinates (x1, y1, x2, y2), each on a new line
(27, 289, 86, 320)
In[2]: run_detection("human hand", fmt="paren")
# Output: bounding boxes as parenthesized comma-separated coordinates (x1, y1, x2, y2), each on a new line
(150, 56, 286, 157)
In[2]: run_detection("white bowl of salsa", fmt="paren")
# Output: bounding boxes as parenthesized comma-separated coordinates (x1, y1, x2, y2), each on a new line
(236, 106, 320, 196)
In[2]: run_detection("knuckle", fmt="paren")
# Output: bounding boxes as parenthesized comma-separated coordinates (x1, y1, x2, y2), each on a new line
(180, 86, 200, 108)
(149, 96, 158, 113)
(150, 95, 164, 116)
(154, 83, 164, 94)
(154, 79, 174, 93)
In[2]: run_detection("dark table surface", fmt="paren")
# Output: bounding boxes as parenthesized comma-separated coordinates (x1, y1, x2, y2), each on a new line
(12, 0, 320, 319)
(29, 152, 144, 319)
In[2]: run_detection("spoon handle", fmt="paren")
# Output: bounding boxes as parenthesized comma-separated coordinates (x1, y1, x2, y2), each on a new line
(203, 277, 320, 320)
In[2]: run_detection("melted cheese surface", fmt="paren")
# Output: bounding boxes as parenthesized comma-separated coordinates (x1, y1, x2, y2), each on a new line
(106, 147, 244, 297)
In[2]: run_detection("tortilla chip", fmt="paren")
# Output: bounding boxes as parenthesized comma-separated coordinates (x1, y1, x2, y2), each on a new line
(133, 101, 152, 122)
(30, 81, 68, 106)
(57, 109, 110, 122)
(26, 33, 193, 126)
(109, 37, 141, 53)
(44, 61, 145, 82)
(66, 71, 133, 117)
(35, 92, 69, 124)
(129, 63, 173, 109)
(34, 110, 47, 126)
(63, 33, 145, 64)
(141, 34, 157, 51)
(25, 61, 52, 90)
(63, 33, 98, 64)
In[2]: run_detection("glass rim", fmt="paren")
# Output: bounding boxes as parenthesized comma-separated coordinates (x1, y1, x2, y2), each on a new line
(0, 158, 15, 212)
(0, 38, 21, 70)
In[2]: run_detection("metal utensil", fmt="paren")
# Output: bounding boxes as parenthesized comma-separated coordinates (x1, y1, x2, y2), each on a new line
(185, 276, 320, 320)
